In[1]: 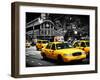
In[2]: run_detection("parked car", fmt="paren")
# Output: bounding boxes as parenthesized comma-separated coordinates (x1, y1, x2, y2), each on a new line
(41, 42, 86, 63)
(36, 40, 49, 50)
(72, 40, 90, 58)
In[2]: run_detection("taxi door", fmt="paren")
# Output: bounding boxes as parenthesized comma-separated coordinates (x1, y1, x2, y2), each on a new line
(44, 43, 52, 58)
(49, 44, 57, 59)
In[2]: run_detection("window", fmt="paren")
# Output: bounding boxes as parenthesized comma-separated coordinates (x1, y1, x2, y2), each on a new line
(37, 41, 41, 43)
(80, 42, 86, 47)
(45, 23, 49, 28)
(42, 41, 48, 43)
(74, 42, 79, 47)
(51, 44, 55, 50)
(86, 42, 89, 47)
(41, 30, 44, 35)
(26, 27, 33, 32)
(46, 43, 51, 49)
(56, 43, 71, 50)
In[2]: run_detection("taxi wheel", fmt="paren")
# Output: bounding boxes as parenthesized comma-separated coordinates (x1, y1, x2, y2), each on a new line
(57, 55, 64, 63)
(36, 48, 39, 51)
(42, 53, 47, 60)
(86, 52, 89, 59)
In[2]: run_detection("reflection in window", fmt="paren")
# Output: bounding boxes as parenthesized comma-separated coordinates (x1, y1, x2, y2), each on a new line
(80, 42, 86, 47)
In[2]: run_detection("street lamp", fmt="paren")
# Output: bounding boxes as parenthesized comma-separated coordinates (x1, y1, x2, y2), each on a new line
(74, 30, 78, 35)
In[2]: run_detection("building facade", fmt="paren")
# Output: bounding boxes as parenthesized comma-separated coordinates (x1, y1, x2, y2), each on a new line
(26, 14, 55, 41)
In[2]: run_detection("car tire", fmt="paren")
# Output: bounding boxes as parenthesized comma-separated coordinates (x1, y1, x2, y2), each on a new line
(41, 53, 47, 60)
(86, 52, 89, 59)
(36, 48, 39, 51)
(57, 55, 64, 64)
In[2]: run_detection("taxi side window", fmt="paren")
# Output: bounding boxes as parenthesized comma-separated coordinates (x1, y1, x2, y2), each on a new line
(37, 41, 41, 43)
(51, 44, 55, 50)
(80, 42, 86, 47)
(46, 43, 51, 49)
(74, 42, 79, 47)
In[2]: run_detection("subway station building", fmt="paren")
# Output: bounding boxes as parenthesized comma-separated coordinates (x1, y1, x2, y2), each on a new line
(26, 13, 65, 41)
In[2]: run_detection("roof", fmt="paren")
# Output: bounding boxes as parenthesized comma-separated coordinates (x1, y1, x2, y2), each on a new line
(80, 40, 89, 42)
(49, 41, 65, 44)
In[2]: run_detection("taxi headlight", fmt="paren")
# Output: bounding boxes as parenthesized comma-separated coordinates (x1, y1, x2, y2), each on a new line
(63, 54, 72, 56)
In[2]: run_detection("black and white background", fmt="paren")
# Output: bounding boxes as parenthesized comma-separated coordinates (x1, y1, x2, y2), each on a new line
(26, 12, 89, 67)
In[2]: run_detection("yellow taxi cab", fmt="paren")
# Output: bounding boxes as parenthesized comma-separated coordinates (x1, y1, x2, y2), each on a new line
(73, 40, 90, 57)
(41, 42, 86, 63)
(36, 40, 48, 50)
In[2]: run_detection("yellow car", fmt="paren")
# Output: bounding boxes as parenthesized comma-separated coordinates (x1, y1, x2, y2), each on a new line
(41, 42, 86, 63)
(73, 40, 90, 55)
(36, 40, 48, 50)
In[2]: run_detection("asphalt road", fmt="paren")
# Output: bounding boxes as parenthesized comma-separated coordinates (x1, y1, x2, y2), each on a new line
(26, 46, 55, 67)
(26, 46, 89, 67)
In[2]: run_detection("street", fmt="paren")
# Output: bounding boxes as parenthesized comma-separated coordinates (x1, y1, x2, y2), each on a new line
(26, 12, 90, 67)
(26, 46, 89, 67)
(26, 46, 55, 67)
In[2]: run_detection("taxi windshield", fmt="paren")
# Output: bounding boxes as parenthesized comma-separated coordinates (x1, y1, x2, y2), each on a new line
(37, 41, 41, 43)
(86, 42, 89, 47)
(42, 41, 48, 43)
(56, 43, 72, 50)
